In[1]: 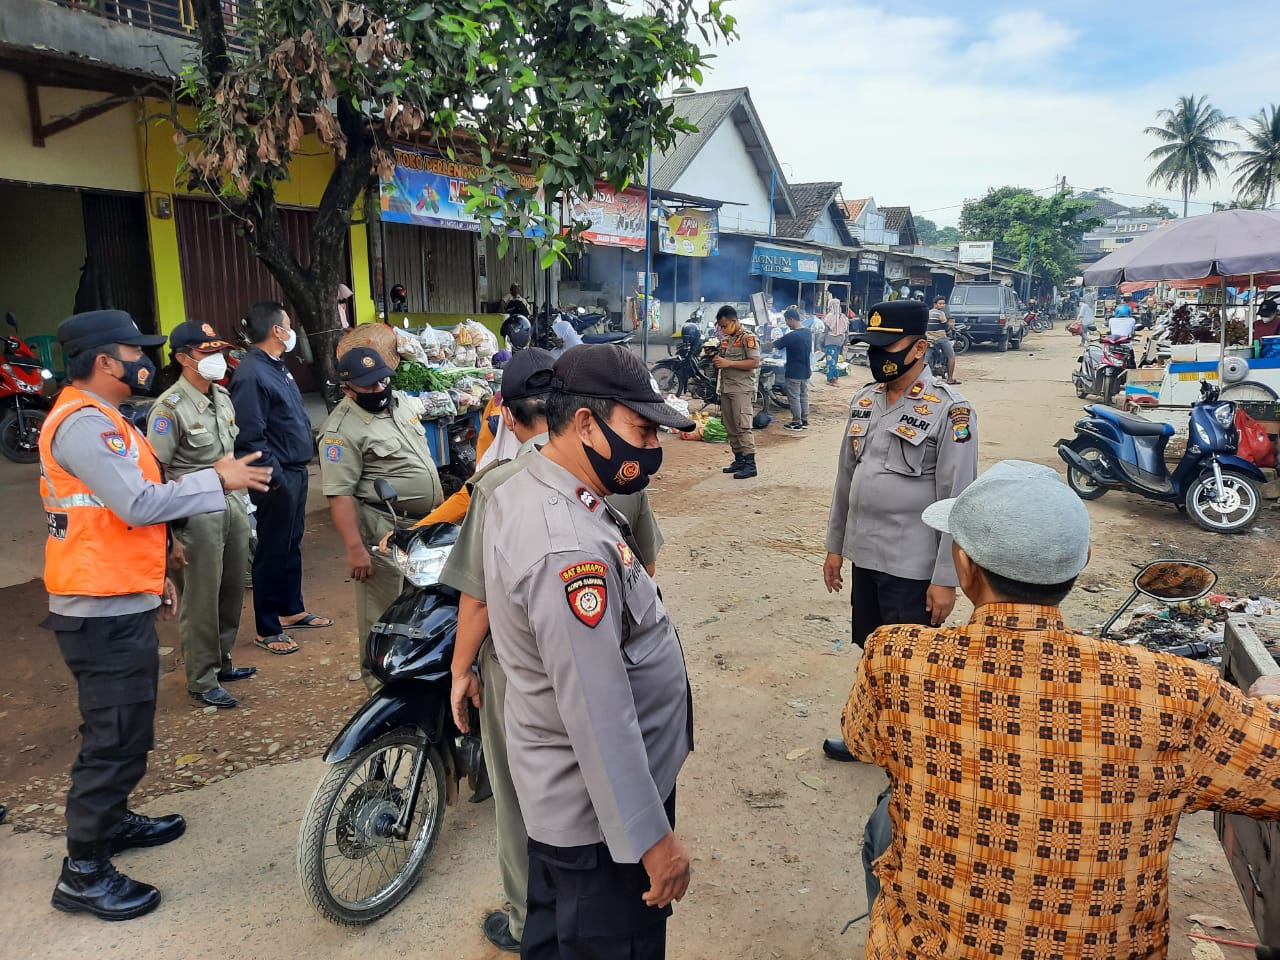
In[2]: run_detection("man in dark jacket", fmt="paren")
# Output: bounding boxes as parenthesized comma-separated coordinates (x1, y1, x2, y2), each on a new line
(230, 301, 331, 654)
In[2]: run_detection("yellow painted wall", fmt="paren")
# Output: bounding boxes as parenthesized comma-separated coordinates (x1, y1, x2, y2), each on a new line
(0, 72, 144, 192)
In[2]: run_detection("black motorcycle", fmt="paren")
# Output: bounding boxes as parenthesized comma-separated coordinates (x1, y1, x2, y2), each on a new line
(650, 322, 785, 414)
(297, 480, 484, 925)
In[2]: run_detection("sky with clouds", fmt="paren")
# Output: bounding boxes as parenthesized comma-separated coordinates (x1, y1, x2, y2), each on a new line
(699, 0, 1270, 225)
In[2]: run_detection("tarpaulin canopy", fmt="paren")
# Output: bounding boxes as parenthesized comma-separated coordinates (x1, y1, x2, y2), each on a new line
(1082, 209, 1280, 286)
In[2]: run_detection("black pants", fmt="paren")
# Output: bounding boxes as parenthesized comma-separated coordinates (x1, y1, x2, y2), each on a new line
(251, 464, 308, 637)
(850, 566, 931, 649)
(43, 608, 160, 858)
(523, 793, 676, 960)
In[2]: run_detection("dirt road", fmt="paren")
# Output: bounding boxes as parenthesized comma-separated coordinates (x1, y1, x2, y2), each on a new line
(2, 329, 1277, 959)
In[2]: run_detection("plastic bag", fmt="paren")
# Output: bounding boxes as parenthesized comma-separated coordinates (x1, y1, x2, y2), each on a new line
(420, 325, 455, 361)
(464, 320, 498, 359)
(1067, 320, 1082, 337)
(419, 390, 457, 419)
(1235, 408, 1276, 468)
(395, 328, 429, 364)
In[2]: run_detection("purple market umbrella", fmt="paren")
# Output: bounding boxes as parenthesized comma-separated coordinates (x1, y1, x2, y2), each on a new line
(1083, 209, 1280, 286)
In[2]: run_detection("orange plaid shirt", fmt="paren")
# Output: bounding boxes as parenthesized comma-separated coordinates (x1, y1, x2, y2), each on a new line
(843, 603, 1280, 960)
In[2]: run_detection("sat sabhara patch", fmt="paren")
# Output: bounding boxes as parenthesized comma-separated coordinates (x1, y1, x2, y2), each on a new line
(559, 560, 609, 628)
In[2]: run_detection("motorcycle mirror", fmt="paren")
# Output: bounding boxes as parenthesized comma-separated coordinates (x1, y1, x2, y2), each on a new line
(1134, 560, 1217, 603)
(1099, 559, 1217, 637)
(4, 312, 14, 329)
(577, 306, 586, 315)
(374, 478, 399, 506)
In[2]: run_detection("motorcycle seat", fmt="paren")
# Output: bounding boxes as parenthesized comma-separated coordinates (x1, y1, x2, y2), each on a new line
(1087, 404, 1174, 437)
(582, 332, 631, 345)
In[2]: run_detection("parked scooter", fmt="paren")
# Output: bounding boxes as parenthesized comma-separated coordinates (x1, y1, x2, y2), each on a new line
(1057, 380, 1267, 533)
(298, 479, 483, 925)
(1072, 333, 1133, 406)
(651, 320, 784, 413)
(0, 312, 55, 463)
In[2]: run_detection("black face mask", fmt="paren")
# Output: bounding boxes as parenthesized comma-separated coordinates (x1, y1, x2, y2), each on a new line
(353, 384, 392, 413)
(116, 354, 157, 395)
(583, 413, 663, 494)
(867, 340, 922, 383)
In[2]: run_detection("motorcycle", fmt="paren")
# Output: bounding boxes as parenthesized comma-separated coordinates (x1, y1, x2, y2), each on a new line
(1072, 333, 1133, 406)
(925, 323, 973, 379)
(650, 322, 784, 414)
(1025, 310, 1052, 333)
(1097, 558, 1218, 640)
(298, 479, 483, 925)
(0, 312, 55, 463)
(1057, 380, 1266, 533)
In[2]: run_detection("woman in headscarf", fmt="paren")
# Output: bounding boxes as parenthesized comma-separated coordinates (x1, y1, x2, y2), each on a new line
(821, 295, 849, 385)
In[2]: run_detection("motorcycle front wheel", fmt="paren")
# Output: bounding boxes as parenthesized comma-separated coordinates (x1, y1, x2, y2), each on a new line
(1065, 439, 1109, 500)
(0, 407, 46, 463)
(650, 361, 686, 398)
(951, 333, 970, 355)
(298, 728, 446, 925)
(1185, 469, 1261, 534)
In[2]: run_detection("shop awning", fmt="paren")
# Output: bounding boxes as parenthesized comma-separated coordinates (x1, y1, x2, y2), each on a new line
(750, 243, 820, 280)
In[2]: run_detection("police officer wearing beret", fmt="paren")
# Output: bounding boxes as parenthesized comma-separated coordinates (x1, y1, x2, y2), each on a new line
(482, 344, 695, 960)
(40, 310, 271, 920)
(147, 322, 255, 709)
(440, 347, 664, 953)
(821, 299, 978, 762)
(318, 346, 443, 692)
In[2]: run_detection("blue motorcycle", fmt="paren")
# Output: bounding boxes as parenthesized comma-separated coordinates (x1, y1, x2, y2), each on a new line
(1057, 381, 1266, 533)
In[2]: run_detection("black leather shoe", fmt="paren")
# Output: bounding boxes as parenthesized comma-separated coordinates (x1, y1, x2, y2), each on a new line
(51, 857, 161, 921)
(483, 911, 520, 953)
(722, 457, 744, 474)
(107, 811, 186, 856)
(190, 687, 238, 709)
(822, 737, 855, 762)
(216, 666, 257, 682)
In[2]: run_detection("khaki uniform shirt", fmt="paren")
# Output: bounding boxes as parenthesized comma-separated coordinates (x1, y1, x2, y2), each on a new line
(717, 327, 761, 393)
(439, 432, 663, 601)
(147, 375, 237, 475)
(825, 368, 978, 585)
(319, 393, 443, 535)
(482, 452, 692, 863)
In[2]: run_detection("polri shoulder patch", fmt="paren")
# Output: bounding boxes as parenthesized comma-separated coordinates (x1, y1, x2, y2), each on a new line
(949, 406, 972, 443)
(560, 561, 609, 628)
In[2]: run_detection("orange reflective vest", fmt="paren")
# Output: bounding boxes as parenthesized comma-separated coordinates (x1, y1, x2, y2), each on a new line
(39, 386, 167, 597)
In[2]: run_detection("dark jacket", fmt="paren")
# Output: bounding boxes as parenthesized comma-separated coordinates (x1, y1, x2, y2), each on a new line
(230, 347, 313, 471)
(774, 327, 813, 380)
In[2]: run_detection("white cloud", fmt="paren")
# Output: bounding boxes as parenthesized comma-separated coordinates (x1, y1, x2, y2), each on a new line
(700, 1, 1255, 224)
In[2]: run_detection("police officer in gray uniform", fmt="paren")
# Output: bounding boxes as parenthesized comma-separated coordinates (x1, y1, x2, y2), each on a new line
(481, 345, 695, 960)
(439, 347, 664, 953)
(821, 299, 978, 762)
(148, 321, 254, 709)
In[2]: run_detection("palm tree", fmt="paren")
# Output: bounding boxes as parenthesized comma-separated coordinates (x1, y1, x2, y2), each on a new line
(1144, 94, 1235, 217)
(1230, 106, 1280, 208)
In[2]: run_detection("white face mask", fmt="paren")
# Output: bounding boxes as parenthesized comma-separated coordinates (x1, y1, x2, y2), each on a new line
(280, 327, 298, 353)
(195, 352, 228, 381)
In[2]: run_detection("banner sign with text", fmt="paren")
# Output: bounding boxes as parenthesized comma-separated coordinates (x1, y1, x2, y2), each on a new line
(565, 185, 648, 250)
(820, 251, 851, 276)
(750, 243, 819, 280)
(658, 207, 719, 257)
(957, 240, 994, 263)
(379, 145, 545, 235)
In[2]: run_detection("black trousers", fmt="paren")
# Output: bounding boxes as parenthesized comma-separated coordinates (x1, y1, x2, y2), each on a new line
(850, 566, 931, 649)
(251, 464, 308, 637)
(42, 608, 160, 858)
(522, 793, 676, 960)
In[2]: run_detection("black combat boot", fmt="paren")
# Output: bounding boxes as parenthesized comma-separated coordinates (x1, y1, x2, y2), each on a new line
(107, 811, 186, 855)
(722, 454, 745, 474)
(51, 856, 161, 921)
(733, 454, 758, 479)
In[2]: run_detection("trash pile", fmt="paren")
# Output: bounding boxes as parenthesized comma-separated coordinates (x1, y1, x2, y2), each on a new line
(1112, 594, 1280, 665)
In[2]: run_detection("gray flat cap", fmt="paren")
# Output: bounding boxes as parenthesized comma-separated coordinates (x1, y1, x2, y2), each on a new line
(922, 460, 1090, 584)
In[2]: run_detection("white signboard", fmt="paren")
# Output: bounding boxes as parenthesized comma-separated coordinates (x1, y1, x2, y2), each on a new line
(957, 240, 994, 264)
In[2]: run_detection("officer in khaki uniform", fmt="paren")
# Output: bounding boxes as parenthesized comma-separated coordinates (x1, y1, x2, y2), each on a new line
(821, 299, 978, 762)
(318, 347, 443, 692)
(437, 348, 664, 953)
(713, 304, 761, 479)
(147, 321, 255, 709)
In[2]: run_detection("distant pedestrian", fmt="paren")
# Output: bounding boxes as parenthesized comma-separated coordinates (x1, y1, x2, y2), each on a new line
(774, 306, 813, 432)
(821, 297, 849, 385)
(231, 301, 332, 656)
(712, 305, 762, 479)
(148, 322, 255, 710)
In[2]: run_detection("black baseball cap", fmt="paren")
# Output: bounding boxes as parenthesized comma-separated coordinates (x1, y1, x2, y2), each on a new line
(852, 300, 929, 347)
(553, 344, 696, 431)
(337, 346, 395, 386)
(169, 320, 230, 353)
(58, 309, 166, 357)
(500, 347, 555, 402)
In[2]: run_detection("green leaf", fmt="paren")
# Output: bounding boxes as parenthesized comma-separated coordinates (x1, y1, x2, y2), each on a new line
(540, 247, 558, 269)
(406, 3, 433, 21)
